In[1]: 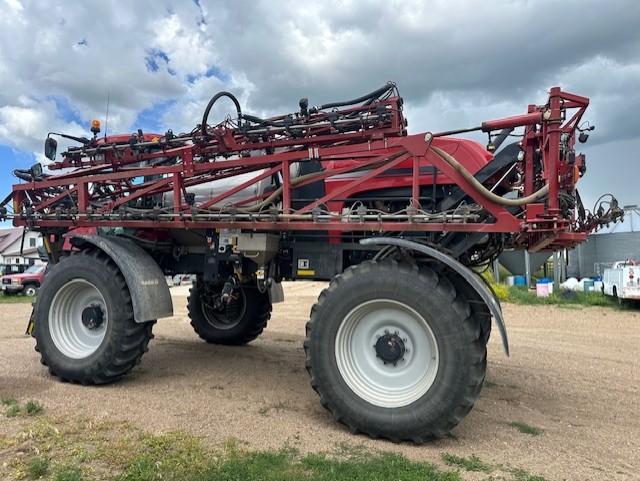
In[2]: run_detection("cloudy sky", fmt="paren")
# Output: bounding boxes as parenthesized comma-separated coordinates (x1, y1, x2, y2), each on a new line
(1, 0, 639, 219)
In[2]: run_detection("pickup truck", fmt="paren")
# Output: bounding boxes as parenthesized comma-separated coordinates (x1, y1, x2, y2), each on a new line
(602, 261, 640, 303)
(1, 264, 46, 296)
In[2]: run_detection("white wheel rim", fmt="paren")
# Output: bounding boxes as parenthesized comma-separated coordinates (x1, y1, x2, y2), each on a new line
(49, 279, 108, 359)
(335, 299, 439, 408)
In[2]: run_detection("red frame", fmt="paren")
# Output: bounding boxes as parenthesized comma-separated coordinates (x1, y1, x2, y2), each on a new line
(9, 88, 592, 252)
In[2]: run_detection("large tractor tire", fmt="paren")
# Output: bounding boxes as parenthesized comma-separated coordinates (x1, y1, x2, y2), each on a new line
(188, 285, 271, 345)
(32, 250, 155, 384)
(304, 259, 487, 443)
(446, 271, 493, 346)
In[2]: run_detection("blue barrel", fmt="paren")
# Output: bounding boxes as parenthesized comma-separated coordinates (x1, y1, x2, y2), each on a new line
(514, 275, 526, 286)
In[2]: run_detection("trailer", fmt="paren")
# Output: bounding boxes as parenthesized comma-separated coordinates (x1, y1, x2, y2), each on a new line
(0, 82, 622, 442)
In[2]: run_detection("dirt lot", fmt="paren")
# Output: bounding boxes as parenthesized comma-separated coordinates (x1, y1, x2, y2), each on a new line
(1, 283, 639, 480)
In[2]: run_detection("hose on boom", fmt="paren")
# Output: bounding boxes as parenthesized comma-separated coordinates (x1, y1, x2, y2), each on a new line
(429, 146, 549, 207)
(201, 91, 243, 138)
(309, 82, 396, 113)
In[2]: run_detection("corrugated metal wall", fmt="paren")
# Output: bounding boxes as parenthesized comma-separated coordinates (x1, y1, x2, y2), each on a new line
(568, 232, 640, 278)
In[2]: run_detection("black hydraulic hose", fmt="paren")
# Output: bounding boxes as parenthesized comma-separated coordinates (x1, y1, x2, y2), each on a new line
(310, 82, 395, 113)
(241, 113, 282, 127)
(13, 170, 32, 182)
(242, 83, 396, 126)
(201, 91, 242, 137)
(491, 128, 514, 152)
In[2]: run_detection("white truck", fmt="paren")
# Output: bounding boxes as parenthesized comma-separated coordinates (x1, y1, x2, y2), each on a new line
(602, 261, 640, 302)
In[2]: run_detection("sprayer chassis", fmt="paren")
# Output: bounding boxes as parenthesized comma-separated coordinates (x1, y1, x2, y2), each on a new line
(4, 84, 613, 442)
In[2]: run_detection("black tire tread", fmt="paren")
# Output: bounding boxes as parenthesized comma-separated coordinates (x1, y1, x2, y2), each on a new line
(304, 259, 488, 443)
(187, 286, 271, 345)
(33, 249, 155, 385)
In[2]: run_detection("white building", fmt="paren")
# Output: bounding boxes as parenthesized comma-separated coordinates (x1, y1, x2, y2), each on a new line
(0, 227, 44, 266)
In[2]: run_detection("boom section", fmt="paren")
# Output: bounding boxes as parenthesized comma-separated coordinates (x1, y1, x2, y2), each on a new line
(4, 85, 616, 250)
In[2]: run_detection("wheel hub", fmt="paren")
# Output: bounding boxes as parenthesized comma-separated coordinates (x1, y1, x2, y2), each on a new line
(81, 305, 104, 330)
(375, 333, 406, 364)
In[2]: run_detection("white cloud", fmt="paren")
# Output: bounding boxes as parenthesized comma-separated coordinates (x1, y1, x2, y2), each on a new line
(0, 0, 638, 207)
(2, 0, 23, 12)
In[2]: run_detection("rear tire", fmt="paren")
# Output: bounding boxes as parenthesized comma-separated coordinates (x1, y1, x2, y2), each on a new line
(188, 285, 271, 345)
(305, 259, 487, 443)
(32, 250, 155, 384)
(613, 286, 623, 305)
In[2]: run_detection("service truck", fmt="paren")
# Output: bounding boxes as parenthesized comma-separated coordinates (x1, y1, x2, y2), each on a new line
(603, 261, 640, 302)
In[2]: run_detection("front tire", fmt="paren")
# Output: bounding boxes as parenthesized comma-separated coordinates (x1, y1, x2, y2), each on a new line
(305, 259, 487, 443)
(188, 284, 271, 345)
(32, 250, 154, 384)
(23, 284, 38, 297)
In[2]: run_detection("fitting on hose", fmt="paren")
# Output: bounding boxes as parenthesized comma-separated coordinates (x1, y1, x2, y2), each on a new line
(220, 275, 240, 305)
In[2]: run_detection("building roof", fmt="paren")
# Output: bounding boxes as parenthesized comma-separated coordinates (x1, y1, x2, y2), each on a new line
(4, 247, 38, 256)
(0, 227, 24, 253)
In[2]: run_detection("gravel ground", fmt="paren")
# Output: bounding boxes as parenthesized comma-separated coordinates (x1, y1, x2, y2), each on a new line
(1, 282, 639, 480)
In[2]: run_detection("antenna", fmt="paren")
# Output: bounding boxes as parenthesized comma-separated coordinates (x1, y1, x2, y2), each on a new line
(104, 92, 110, 139)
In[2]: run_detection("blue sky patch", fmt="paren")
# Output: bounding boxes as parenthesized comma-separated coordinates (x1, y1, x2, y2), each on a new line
(186, 65, 229, 85)
(133, 99, 177, 133)
(145, 49, 171, 73)
(49, 95, 84, 126)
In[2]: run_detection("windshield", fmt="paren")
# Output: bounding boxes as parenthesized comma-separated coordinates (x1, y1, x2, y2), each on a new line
(25, 265, 46, 274)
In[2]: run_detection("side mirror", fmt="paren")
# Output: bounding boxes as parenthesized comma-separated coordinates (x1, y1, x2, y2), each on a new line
(44, 137, 57, 160)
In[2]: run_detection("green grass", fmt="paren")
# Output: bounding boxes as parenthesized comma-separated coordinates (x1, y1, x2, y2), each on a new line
(25, 399, 44, 415)
(489, 282, 623, 308)
(482, 269, 627, 308)
(0, 293, 34, 303)
(26, 455, 50, 479)
(52, 466, 83, 481)
(442, 453, 493, 473)
(5, 405, 21, 417)
(0, 412, 553, 481)
(4, 399, 44, 418)
(510, 467, 549, 481)
(509, 421, 542, 436)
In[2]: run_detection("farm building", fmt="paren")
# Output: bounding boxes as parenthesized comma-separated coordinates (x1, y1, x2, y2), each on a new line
(567, 205, 640, 278)
(0, 227, 44, 268)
